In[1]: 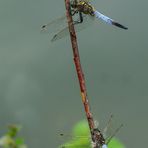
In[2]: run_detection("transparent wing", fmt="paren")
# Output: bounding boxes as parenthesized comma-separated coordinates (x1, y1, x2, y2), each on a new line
(106, 124, 123, 145)
(103, 115, 114, 138)
(59, 133, 91, 148)
(59, 133, 90, 141)
(41, 15, 67, 35)
(51, 13, 95, 42)
(60, 143, 91, 148)
(94, 10, 128, 30)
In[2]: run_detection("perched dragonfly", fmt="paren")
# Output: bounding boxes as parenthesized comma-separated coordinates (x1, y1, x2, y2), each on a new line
(59, 116, 123, 148)
(41, 0, 128, 42)
(59, 128, 108, 148)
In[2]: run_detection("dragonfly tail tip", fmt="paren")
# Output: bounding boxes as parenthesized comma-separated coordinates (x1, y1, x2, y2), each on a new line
(112, 22, 128, 30)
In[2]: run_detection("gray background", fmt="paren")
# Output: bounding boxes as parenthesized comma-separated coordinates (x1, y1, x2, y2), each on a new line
(0, 0, 147, 147)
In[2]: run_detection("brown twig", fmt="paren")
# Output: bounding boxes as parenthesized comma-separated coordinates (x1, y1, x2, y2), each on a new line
(64, 0, 99, 147)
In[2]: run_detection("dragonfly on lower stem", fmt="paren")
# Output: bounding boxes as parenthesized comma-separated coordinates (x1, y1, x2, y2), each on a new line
(41, 0, 128, 42)
(59, 116, 123, 148)
(59, 128, 107, 148)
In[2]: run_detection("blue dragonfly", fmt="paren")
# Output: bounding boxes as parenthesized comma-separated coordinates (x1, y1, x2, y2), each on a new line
(41, 0, 128, 42)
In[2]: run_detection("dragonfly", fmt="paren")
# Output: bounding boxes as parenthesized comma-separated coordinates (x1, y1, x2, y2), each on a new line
(59, 128, 108, 148)
(59, 116, 123, 148)
(41, 0, 128, 42)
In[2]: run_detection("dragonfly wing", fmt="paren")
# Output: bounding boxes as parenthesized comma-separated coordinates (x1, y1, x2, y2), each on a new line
(51, 14, 95, 42)
(41, 15, 67, 34)
(60, 143, 90, 148)
(94, 10, 128, 30)
(59, 133, 90, 148)
(51, 26, 69, 42)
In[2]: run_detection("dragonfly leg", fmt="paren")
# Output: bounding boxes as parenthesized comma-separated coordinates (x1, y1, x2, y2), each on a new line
(79, 12, 83, 23)
(73, 12, 83, 25)
(70, 9, 79, 16)
(69, 1, 78, 16)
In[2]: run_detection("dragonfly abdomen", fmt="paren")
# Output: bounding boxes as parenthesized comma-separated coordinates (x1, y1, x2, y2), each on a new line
(94, 10, 128, 30)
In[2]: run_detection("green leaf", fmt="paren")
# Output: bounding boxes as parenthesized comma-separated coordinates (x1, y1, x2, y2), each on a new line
(72, 120, 90, 137)
(108, 138, 125, 148)
(15, 138, 24, 145)
(7, 125, 22, 138)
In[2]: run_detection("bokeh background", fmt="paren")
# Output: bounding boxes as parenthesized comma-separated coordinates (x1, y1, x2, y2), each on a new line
(0, 0, 147, 147)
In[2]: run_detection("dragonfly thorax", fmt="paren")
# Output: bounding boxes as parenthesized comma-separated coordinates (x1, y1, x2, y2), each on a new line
(71, 0, 95, 16)
(92, 128, 106, 147)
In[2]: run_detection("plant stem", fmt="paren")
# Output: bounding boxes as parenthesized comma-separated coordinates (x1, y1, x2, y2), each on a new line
(64, 0, 96, 146)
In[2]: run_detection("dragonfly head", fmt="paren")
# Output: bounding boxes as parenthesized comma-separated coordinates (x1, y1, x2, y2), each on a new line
(71, 0, 95, 16)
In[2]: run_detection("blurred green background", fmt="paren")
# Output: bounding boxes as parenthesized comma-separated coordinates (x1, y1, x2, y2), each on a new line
(0, 0, 147, 147)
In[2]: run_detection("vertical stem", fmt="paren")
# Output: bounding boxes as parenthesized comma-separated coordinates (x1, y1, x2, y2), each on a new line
(64, 0, 96, 144)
